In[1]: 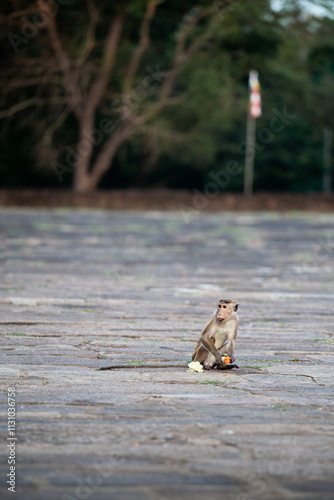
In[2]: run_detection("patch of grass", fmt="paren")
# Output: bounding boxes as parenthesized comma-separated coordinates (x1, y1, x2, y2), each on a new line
(313, 339, 333, 344)
(104, 269, 121, 277)
(127, 359, 145, 365)
(291, 358, 300, 362)
(6, 332, 31, 337)
(180, 338, 190, 342)
(263, 359, 285, 364)
(32, 222, 58, 231)
(269, 403, 289, 411)
(92, 338, 112, 342)
(196, 380, 224, 386)
(245, 358, 286, 369)
(125, 223, 147, 232)
(89, 224, 104, 233)
(164, 221, 181, 231)
(278, 322, 287, 327)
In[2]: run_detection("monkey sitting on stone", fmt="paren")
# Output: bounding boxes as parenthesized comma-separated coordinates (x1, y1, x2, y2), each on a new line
(192, 298, 239, 370)
(98, 298, 239, 371)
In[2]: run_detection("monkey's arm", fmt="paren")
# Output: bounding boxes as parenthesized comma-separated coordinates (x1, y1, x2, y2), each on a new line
(200, 334, 222, 365)
(224, 338, 235, 359)
(219, 321, 238, 362)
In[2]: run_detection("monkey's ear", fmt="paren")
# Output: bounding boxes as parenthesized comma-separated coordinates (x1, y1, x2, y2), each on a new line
(234, 303, 239, 311)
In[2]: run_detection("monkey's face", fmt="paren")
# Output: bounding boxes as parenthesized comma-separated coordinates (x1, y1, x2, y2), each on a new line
(216, 302, 238, 323)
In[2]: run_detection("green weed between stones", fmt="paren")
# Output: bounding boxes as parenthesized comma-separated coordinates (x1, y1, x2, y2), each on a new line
(269, 403, 289, 411)
(6, 332, 31, 337)
(196, 380, 225, 386)
(245, 359, 292, 369)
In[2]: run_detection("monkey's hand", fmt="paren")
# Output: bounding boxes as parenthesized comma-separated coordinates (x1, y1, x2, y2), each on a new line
(216, 354, 237, 370)
(217, 362, 238, 370)
(203, 364, 213, 370)
(216, 354, 223, 365)
(224, 353, 235, 363)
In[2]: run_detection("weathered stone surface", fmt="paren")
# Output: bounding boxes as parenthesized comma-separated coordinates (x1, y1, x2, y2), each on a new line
(0, 209, 333, 500)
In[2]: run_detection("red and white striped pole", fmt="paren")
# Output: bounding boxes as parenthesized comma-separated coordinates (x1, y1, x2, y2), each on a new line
(244, 70, 261, 195)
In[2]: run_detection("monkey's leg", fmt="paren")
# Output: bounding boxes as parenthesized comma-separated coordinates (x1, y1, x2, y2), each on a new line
(192, 341, 202, 361)
(192, 345, 208, 363)
(202, 352, 216, 369)
(193, 345, 215, 369)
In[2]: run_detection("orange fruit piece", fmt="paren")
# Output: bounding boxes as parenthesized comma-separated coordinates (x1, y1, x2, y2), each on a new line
(224, 356, 231, 365)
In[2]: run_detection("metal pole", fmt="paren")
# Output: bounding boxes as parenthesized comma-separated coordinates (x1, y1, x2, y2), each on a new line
(244, 112, 256, 195)
(323, 127, 332, 193)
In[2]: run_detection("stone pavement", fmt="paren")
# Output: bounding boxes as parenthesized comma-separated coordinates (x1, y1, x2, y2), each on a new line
(0, 208, 333, 500)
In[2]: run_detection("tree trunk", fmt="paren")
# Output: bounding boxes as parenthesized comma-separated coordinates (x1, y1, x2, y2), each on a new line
(72, 121, 95, 192)
(73, 167, 94, 193)
(73, 139, 120, 193)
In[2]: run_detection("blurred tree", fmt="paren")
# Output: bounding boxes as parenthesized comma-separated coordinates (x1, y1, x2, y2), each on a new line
(0, 0, 234, 192)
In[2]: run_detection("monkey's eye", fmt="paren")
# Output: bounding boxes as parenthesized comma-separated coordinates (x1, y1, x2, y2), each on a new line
(223, 305, 227, 308)
(218, 304, 221, 308)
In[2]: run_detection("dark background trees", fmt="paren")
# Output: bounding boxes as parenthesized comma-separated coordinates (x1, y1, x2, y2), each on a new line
(0, 0, 333, 192)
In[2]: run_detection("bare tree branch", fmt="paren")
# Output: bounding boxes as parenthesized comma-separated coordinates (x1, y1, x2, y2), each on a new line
(123, 0, 161, 94)
(41, 105, 71, 148)
(159, 4, 228, 102)
(0, 97, 68, 119)
(0, 7, 42, 22)
(0, 77, 62, 89)
(0, 98, 40, 119)
(85, 3, 230, 190)
(85, 12, 124, 118)
(72, 11, 124, 190)
(38, 0, 81, 117)
(77, 0, 99, 66)
(89, 121, 134, 188)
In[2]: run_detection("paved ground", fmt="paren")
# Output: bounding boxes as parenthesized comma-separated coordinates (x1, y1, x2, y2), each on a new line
(0, 208, 333, 500)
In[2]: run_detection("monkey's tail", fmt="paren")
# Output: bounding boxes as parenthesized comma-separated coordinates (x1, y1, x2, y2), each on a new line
(97, 363, 189, 371)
